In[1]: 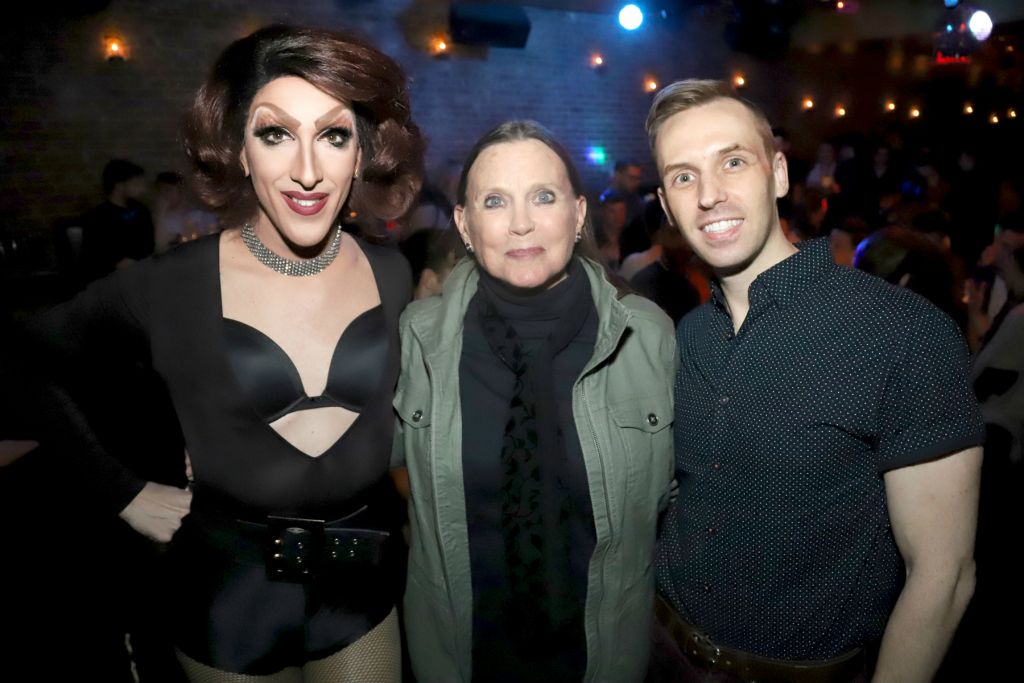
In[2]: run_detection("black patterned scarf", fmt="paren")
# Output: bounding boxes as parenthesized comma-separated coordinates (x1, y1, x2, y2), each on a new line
(474, 259, 591, 652)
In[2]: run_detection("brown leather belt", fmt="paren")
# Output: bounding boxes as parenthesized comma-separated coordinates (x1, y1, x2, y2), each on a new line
(655, 595, 868, 683)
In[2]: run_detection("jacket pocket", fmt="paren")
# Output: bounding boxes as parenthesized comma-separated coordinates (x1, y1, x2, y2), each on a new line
(609, 398, 672, 436)
(394, 383, 432, 429)
(609, 395, 674, 534)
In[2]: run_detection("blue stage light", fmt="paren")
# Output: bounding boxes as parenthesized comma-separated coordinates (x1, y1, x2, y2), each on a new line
(587, 146, 607, 165)
(618, 4, 644, 31)
(944, 1, 961, 8)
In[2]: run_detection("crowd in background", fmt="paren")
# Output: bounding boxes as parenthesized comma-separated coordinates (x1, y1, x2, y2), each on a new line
(1, 117, 1021, 682)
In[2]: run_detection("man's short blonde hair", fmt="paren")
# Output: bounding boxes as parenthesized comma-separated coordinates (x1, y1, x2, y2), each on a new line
(645, 79, 776, 160)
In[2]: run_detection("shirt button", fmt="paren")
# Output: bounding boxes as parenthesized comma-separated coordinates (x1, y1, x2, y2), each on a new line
(718, 396, 730, 406)
(411, 410, 423, 422)
(647, 413, 659, 426)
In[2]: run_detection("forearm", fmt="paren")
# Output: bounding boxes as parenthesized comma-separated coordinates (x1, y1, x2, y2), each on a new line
(872, 560, 975, 683)
(966, 319, 989, 353)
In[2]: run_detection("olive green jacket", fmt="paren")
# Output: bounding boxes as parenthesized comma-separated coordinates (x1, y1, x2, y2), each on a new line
(392, 257, 676, 682)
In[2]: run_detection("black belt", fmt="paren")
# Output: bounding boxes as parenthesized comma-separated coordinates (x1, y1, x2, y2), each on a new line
(187, 485, 399, 583)
(655, 596, 870, 683)
(262, 513, 390, 582)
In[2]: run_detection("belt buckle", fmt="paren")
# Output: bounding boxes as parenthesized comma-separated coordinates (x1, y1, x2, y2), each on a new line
(324, 528, 390, 568)
(266, 515, 325, 582)
(687, 631, 723, 669)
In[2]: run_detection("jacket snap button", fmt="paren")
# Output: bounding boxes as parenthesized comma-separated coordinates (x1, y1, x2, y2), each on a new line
(647, 413, 659, 426)
(412, 409, 423, 422)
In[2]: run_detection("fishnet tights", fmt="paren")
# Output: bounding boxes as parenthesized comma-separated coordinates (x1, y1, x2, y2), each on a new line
(176, 608, 400, 683)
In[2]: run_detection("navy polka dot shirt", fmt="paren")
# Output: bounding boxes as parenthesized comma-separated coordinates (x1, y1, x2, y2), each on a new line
(655, 237, 984, 660)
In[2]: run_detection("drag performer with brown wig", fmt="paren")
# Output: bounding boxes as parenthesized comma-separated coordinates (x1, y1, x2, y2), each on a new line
(25, 25, 423, 682)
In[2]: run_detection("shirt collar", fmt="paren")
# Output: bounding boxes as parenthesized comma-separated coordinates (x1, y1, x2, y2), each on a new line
(709, 237, 835, 311)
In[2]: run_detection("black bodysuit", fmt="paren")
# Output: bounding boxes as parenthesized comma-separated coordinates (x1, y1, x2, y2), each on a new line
(27, 234, 411, 673)
(223, 305, 385, 422)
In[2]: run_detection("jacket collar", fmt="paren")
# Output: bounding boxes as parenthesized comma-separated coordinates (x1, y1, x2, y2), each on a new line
(408, 256, 630, 369)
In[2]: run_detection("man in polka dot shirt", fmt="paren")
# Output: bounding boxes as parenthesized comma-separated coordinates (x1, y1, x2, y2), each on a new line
(646, 80, 984, 683)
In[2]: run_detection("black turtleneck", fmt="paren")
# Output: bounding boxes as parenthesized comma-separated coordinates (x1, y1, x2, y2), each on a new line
(460, 259, 597, 683)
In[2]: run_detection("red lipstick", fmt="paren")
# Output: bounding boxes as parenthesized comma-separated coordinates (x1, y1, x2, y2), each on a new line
(281, 191, 329, 216)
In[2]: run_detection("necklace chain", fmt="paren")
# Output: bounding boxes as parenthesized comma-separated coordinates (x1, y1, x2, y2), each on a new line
(240, 223, 342, 277)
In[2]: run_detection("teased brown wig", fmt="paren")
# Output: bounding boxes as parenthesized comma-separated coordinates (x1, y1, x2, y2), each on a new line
(183, 25, 424, 226)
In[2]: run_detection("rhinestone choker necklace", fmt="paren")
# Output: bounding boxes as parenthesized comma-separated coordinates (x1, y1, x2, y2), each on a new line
(240, 222, 342, 277)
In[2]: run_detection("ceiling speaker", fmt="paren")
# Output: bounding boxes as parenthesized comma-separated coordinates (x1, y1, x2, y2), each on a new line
(450, 3, 531, 49)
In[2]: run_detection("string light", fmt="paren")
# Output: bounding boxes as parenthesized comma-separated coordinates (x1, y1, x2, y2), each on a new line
(733, 73, 746, 88)
(885, 100, 897, 112)
(836, 1, 845, 9)
(834, 105, 846, 118)
(909, 107, 921, 119)
(964, 103, 974, 114)
(990, 113, 1000, 124)
(104, 35, 127, 61)
(645, 77, 659, 92)
(1010, 108, 1018, 119)
(430, 36, 449, 55)
(802, 97, 815, 110)
(590, 53, 604, 68)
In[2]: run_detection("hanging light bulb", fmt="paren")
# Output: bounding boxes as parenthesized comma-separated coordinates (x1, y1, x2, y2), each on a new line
(104, 35, 127, 61)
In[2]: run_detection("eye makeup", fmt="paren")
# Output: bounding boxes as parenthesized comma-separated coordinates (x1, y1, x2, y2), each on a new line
(319, 125, 353, 148)
(248, 106, 355, 149)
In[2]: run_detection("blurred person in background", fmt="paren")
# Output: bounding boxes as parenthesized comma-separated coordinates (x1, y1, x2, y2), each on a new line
(80, 159, 156, 282)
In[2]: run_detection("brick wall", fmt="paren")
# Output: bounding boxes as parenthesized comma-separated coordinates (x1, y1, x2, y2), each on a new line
(0, 0, 739, 242)
(10, 1, 1010, 248)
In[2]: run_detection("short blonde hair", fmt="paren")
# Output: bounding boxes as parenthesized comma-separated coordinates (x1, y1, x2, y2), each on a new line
(645, 79, 775, 159)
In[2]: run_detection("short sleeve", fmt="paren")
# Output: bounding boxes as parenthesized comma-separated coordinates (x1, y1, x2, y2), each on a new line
(876, 296, 985, 472)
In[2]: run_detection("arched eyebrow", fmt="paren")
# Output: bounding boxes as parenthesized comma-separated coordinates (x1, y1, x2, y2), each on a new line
(249, 103, 354, 131)
(249, 103, 299, 129)
(315, 105, 354, 129)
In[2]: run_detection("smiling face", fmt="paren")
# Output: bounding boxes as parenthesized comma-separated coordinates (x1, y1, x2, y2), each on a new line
(455, 139, 586, 290)
(655, 98, 791, 279)
(239, 76, 361, 253)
